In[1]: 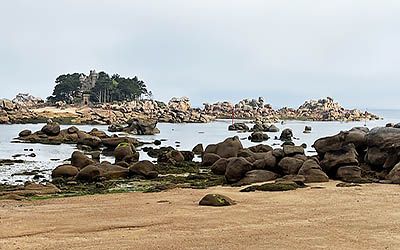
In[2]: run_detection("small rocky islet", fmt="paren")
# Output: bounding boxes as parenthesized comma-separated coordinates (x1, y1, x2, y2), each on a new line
(2, 115, 400, 202)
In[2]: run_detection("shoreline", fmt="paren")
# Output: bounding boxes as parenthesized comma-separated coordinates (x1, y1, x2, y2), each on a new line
(1, 182, 399, 249)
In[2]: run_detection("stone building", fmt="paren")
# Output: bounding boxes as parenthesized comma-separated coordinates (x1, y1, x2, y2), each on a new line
(79, 70, 99, 105)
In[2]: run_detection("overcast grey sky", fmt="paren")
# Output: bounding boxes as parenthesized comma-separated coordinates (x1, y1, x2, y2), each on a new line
(1, 0, 400, 109)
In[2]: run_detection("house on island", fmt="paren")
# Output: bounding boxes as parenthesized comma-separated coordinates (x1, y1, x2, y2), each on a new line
(79, 70, 98, 105)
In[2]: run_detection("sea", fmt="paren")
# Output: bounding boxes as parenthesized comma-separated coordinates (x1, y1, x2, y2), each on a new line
(1, 109, 399, 184)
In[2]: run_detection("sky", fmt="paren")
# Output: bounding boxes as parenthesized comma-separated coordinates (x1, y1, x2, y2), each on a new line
(1, 0, 400, 109)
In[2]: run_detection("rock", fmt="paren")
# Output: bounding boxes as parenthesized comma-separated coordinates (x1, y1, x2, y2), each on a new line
(248, 144, 273, 153)
(154, 140, 161, 146)
(99, 163, 129, 179)
(225, 157, 253, 183)
(279, 128, 293, 141)
(168, 97, 191, 112)
(215, 137, 243, 158)
(278, 157, 304, 175)
(303, 126, 312, 133)
(228, 123, 249, 131)
(41, 122, 60, 136)
(386, 162, 400, 184)
(298, 159, 329, 183)
(71, 151, 94, 169)
(165, 150, 185, 163)
(67, 126, 79, 134)
(283, 145, 305, 156)
(199, 194, 236, 206)
(366, 127, 400, 150)
(236, 170, 278, 186)
(102, 137, 139, 149)
(123, 118, 160, 135)
(266, 124, 280, 133)
(108, 124, 124, 132)
(365, 147, 388, 166)
(313, 133, 345, 154)
(51, 164, 79, 179)
(18, 130, 32, 137)
(180, 151, 194, 161)
(210, 158, 229, 175)
(252, 151, 278, 172)
(192, 143, 204, 155)
(77, 133, 102, 149)
(336, 166, 362, 182)
(248, 131, 269, 142)
(240, 182, 302, 192)
(272, 148, 285, 158)
(114, 143, 138, 163)
(76, 165, 102, 182)
(320, 145, 359, 175)
(129, 160, 158, 179)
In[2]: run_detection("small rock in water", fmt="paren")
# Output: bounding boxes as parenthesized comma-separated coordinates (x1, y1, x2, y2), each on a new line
(28, 153, 36, 157)
(199, 194, 236, 206)
(154, 140, 162, 146)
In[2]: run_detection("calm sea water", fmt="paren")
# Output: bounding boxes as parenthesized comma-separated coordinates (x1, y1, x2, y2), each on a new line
(0, 109, 399, 184)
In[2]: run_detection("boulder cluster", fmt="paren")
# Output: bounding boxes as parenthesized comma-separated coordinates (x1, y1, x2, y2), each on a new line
(18, 120, 142, 152)
(314, 125, 400, 184)
(52, 150, 159, 182)
(202, 137, 329, 186)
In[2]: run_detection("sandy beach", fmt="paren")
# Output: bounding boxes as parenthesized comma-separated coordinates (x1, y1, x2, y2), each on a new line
(1, 181, 399, 250)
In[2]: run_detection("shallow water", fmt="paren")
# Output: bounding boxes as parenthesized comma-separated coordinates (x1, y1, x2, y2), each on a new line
(0, 109, 398, 184)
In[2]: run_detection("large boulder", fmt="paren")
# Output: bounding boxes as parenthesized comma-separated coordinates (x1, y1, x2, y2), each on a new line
(192, 143, 204, 155)
(248, 132, 269, 142)
(123, 119, 160, 135)
(236, 170, 278, 186)
(225, 157, 253, 183)
(215, 137, 243, 158)
(114, 143, 138, 163)
(278, 157, 304, 175)
(18, 129, 32, 137)
(228, 123, 249, 131)
(77, 132, 102, 149)
(320, 145, 359, 175)
(51, 164, 79, 179)
(283, 145, 304, 156)
(76, 165, 102, 182)
(99, 163, 129, 180)
(365, 147, 388, 167)
(102, 137, 139, 149)
(41, 122, 61, 136)
(202, 153, 221, 166)
(248, 144, 273, 153)
(129, 160, 158, 179)
(298, 159, 329, 183)
(210, 158, 229, 175)
(279, 128, 293, 141)
(71, 151, 94, 169)
(252, 151, 277, 172)
(336, 166, 362, 182)
(366, 127, 400, 150)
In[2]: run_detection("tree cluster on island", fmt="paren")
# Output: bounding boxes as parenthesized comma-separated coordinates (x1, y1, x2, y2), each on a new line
(47, 71, 151, 104)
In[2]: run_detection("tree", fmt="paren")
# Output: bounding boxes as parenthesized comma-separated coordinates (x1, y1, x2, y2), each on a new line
(90, 72, 113, 103)
(47, 73, 81, 103)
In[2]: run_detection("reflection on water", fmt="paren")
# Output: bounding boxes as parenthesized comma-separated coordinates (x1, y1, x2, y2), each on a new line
(0, 109, 398, 184)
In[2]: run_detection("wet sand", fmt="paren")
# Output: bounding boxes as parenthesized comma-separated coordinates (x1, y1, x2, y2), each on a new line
(1, 182, 400, 250)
